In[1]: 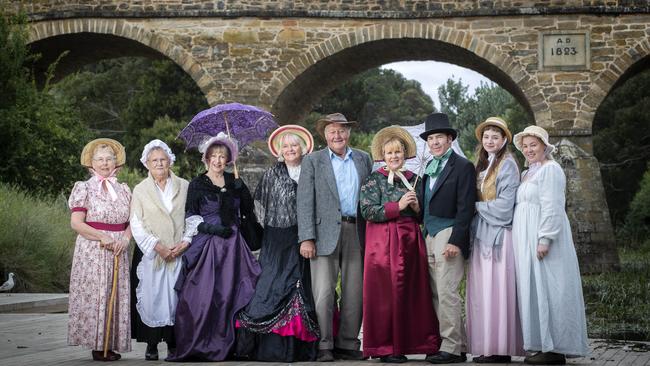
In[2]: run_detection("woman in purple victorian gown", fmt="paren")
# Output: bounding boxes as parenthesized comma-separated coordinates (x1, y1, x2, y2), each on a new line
(167, 133, 261, 362)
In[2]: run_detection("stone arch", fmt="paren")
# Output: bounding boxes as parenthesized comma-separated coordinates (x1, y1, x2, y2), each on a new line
(581, 37, 650, 131)
(27, 19, 216, 104)
(266, 23, 545, 125)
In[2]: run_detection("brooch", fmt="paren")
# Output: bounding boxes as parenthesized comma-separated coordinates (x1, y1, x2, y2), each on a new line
(220, 187, 227, 193)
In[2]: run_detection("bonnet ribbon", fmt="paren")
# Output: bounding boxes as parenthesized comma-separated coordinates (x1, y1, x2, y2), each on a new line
(93, 169, 119, 201)
(385, 167, 414, 191)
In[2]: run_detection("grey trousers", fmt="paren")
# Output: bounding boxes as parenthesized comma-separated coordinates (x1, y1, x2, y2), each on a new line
(425, 227, 467, 355)
(310, 221, 363, 351)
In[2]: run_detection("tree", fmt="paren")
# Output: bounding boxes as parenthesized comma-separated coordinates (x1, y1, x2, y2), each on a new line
(621, 164, 650, 244)
(311, 68, 436, 133)
(137, 116, 205, 178)
(53, 57, 210, 169)
(438, 77, 468, 126)
(0, 11, 90, 196)
(438, 78, 532, 156)
(593, 69, 650, 227)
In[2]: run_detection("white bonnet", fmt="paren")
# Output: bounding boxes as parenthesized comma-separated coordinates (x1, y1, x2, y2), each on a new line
(140, 139, 176, 168)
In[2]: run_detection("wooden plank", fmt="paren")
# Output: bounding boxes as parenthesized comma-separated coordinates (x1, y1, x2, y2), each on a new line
(1, 314, 649, 366)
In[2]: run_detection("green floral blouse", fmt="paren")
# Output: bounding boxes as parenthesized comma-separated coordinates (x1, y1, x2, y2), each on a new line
(360, 168, 422, 223)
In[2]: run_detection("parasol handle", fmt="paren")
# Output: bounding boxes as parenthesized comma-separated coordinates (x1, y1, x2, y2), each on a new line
(103, 255, 119, 358)
(412, 175, 420, 191)
(411, 143, 428, 191)
(223, 112, 240, 179)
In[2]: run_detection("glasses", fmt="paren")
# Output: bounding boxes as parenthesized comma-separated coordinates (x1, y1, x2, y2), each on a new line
(148, 158, 169, 165)
(93, 157, 116, 163)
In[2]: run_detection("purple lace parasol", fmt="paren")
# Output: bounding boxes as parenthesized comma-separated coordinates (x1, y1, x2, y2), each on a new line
(178, 103, 279, 149)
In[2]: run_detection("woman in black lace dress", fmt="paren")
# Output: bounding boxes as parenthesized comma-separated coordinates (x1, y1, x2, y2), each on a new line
(236, 125, 320, 362)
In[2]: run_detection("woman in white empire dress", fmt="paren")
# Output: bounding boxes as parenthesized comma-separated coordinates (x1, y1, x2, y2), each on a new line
(511, 126, 589, 365)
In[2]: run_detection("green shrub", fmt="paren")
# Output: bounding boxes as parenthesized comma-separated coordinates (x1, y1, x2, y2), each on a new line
(117, 166, 146, 190)
(0, 184, 75, 292)
(582, 240, 650, 340)
(0, 11, 91, 197)
(620, 166, 650, 244)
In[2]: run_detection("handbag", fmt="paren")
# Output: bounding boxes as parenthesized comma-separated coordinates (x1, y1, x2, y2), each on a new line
(240, 212, 263, 251)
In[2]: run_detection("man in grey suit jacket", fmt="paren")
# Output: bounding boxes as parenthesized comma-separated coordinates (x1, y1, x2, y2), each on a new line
(297, 113, 373, 362)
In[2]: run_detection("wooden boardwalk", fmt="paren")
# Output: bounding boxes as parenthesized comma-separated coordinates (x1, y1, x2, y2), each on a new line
(1, 313, 648, 366)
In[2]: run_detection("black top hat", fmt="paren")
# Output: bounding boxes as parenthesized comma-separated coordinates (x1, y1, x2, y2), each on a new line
(419, 113, 458, 140)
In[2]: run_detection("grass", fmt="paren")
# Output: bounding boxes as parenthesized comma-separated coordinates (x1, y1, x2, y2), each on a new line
(582, 240, 650, 341)
(0, 183, 75, 292)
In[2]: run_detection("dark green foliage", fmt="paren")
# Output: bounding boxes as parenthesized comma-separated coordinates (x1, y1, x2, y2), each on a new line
(0, 11, 91, 197)
(138, 116, 205, 178)
(53, 57, 210, 171)
(438, 78, 533, 158)
(310, 68, 436, 133)
(620, 166, 650, 243)
(593, 70, 650, 227)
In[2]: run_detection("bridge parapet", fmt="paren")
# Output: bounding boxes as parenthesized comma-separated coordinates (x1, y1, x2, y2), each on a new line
(4, 0, 650, 20)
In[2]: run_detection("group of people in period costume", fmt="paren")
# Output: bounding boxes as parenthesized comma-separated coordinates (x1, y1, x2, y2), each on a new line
(67, 110, 589, 365)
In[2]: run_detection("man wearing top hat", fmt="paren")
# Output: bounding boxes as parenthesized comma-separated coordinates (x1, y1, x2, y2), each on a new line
(419, 113, 477, 364)
(297, 113, 373, 362)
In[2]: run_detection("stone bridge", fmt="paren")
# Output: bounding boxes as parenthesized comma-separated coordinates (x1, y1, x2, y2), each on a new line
(7, 0, 650, 272)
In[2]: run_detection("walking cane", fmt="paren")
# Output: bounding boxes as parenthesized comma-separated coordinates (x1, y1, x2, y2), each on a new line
(103, 254, 119, 358)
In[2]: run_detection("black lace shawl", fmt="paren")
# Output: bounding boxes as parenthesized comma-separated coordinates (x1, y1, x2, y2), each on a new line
(254, 162, 298, 228)
(185, 172, 255, 227)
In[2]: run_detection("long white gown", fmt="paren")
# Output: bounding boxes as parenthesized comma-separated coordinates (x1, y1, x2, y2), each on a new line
(512, 161, 589, 357)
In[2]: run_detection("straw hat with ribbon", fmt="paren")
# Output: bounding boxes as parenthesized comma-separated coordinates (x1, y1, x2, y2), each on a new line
(371, 125, 417, 161)
(513, 125, 556, 154)
(80, 138, 126, 167)
(475, 116, 513, 143)
(267, 124, 314, 158)
(371, 125, 418, 190)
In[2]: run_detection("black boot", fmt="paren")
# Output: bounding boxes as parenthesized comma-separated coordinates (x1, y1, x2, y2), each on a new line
(145, 343, 159, 361)
(166, 341, 176, 357)
(524, 352, 566, 365)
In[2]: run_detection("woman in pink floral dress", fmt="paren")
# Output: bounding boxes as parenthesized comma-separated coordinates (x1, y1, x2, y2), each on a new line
(68, 138, 132, 361)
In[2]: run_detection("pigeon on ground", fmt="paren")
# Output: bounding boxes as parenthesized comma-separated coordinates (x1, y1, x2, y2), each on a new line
(0, 273, 16, 292)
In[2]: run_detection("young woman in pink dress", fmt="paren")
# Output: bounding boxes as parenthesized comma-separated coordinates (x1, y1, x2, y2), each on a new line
(466, 117, 524, 363)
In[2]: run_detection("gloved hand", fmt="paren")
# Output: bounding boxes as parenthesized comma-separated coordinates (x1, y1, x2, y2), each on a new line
(198, 222, 233, 238)
(233, 178, 244, 191)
